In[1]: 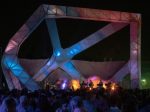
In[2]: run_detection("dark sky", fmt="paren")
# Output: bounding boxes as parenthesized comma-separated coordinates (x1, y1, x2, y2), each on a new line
(0, 0, 149, 61)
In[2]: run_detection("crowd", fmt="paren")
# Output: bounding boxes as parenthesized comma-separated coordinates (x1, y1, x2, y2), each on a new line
(0, 84, 150, 112)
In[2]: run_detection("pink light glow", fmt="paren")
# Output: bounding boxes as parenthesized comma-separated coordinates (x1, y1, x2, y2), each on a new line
(88, 76, 100, 88)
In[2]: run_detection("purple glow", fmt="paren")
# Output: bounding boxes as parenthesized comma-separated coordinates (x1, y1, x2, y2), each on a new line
(61, 80, 67, 89)
(2, 4, 141, 90)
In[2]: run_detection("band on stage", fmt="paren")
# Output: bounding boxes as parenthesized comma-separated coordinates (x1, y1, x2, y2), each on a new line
(45, 79, 120, 92)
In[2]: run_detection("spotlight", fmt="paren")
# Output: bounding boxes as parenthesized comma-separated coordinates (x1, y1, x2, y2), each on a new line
(61, 80, 67, 89)
(56, 52, 61, 56)
(110, 83, 117, 92)
(71, 80, 80, 91)
(89, 87, 92, 91)
(111, 85, 115, 91)
(103, 83, 107, 90)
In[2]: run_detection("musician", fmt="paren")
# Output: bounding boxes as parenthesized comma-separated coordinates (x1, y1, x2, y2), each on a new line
(80, 80, 86, 89)
(45, 83, 50, 91)
(88, 80, 94, 89)
(97, 80, 103, 89)
(105, 81, 112, 90)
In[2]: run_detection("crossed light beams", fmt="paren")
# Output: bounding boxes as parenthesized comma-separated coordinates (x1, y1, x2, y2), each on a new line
(33, 18, 128, 82)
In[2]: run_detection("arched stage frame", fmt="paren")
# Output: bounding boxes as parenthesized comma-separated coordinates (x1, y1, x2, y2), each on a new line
(1, 4, 141, 91)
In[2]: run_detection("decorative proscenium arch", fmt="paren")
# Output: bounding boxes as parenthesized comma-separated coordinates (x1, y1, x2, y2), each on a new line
(1, 4, 141, 91)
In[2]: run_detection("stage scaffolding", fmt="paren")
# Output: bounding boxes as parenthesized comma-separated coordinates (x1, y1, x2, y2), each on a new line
(1, 4, 141, 90)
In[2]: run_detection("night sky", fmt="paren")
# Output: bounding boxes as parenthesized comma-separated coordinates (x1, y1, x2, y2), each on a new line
(0, 0, 149, 61)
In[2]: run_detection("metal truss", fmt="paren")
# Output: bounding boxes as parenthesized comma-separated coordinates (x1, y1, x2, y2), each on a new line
(1, 4, 141, 90)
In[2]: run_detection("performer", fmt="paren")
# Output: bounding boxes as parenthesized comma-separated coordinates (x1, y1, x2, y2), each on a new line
(45, 82, 50, 91)
(80, 80, 86, 89)
(97, 80, 103, 89)
(88, 80, 94, 89)
(105, 81, 112, 90)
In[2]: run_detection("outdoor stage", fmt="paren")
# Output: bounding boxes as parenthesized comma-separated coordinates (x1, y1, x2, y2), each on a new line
(1, 4, 141, 91)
